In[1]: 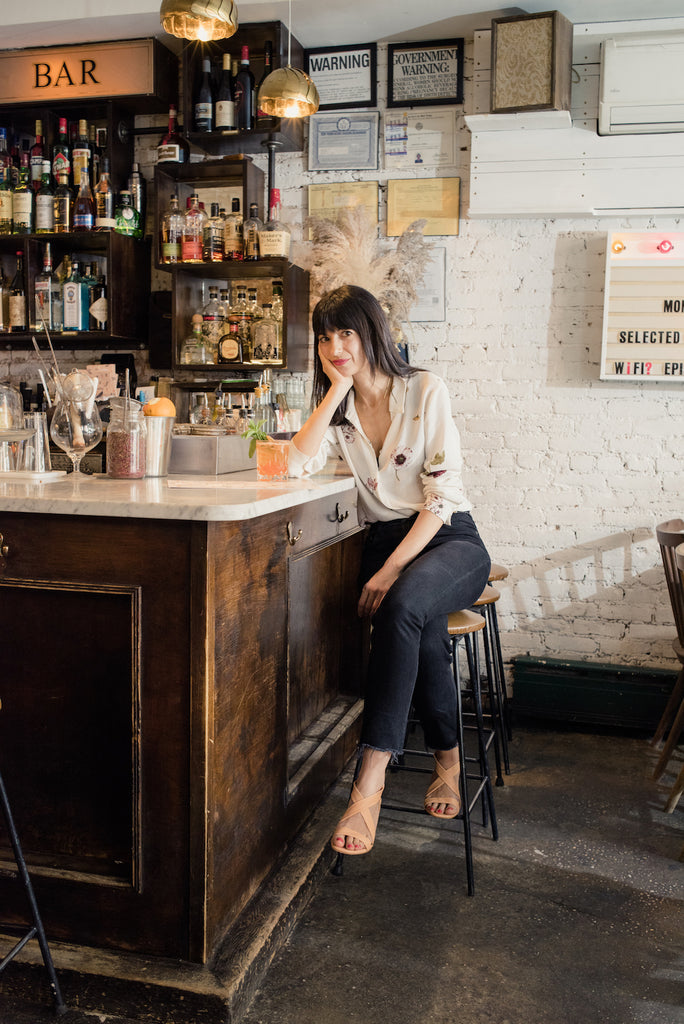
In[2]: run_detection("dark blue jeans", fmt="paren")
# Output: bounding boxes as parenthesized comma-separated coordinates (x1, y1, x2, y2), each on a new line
(358, 512, 491, 756)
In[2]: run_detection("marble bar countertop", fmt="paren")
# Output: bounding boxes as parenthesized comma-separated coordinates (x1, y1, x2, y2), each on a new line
(0, 471, 356, 522)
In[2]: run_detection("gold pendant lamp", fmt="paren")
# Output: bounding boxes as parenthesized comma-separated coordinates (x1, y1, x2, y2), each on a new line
(160, 0, 238, 42)
(257, 0, 319, 118)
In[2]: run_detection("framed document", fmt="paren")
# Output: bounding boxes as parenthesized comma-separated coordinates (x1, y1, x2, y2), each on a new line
(308, 111, 379, 171)
(387, 39, 464, 109)
(305, 43, 377, 110)
(408, 248, 446, 322)
(386, 178, 460, 237)
(308, 182, 379, 226)
(384, 109, 457, 169)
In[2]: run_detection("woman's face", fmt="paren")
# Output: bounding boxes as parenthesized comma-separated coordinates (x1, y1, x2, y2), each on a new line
(317, 327, 369, 378)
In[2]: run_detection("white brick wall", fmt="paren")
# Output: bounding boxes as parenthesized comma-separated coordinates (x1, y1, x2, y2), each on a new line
(2, 36, 680, 678)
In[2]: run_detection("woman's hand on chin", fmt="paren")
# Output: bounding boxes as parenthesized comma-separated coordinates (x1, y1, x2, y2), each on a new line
(318, 344, 353, 395)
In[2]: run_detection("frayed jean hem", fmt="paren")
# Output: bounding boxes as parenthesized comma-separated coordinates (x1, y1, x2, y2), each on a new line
(358, 742, 403, 765)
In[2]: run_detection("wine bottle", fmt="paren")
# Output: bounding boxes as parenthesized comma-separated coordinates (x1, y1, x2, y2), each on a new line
(12, 152, 33, 234)
(29, 119, 44, 192)
(52, 116, 71, 182)
(9, 251, 26, 333)
(35, 161, 55, 233)
(234, 46, 255, 132)
(157, 105, 190, 165)
(195, 57, 214, 132)
(215, 53, 237, 133)
(256, 41, 278, 132)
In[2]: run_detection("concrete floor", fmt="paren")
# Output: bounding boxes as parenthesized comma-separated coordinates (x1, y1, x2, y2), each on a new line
(1, 724, 682, 1024)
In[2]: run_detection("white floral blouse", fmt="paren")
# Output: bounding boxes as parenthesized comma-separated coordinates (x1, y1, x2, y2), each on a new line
(288, 371, 471, 525)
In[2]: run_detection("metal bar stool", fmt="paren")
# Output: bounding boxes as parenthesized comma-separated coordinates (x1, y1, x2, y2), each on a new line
(487, 563, 513, 741)
(0, 702, 66, 1015)
(472, 584, 510, 777)
(332, 609, 498, 897)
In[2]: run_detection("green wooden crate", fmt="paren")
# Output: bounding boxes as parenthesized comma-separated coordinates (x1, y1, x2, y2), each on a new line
(511, 655, 676, 730)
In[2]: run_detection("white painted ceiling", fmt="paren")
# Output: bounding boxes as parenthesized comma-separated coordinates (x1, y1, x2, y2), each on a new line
(1, 0, 683, 53)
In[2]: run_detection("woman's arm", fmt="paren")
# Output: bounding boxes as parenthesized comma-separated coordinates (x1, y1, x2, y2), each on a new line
(357, 508, 443, 619)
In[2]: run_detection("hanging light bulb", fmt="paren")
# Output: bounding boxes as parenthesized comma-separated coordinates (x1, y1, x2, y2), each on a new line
(160, 0, 238, 42)
(257, 0, 319, 118)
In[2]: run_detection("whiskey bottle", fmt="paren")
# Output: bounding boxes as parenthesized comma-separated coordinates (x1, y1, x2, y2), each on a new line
(243, 202, 262, 260)
(224, 197, 243, 260)
(53, 171, 73, 233)
(160, 194, 184, 264)
(72, 119, 91, 191)
(181, 193, 206, 263)
(94, 157, 115, 230)
(203, 202, 225, 262)
(258, 188, 291, 259)
(73, 167, 95, 231)
(157, 105, 190, 165)
(52, 117, 71, 182)
(35, 161, 55, 233)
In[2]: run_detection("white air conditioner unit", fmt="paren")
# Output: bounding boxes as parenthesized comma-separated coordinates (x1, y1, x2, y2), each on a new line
(599, 32, 684, 135)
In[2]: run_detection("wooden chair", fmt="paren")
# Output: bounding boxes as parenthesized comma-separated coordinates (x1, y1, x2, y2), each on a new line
(652, 521, 684, 782)
(662, 544, 684, 813)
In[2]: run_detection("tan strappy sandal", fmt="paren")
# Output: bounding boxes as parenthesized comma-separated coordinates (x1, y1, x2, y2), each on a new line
(331, 782, 384, 855)
(424, 757, 461, 819)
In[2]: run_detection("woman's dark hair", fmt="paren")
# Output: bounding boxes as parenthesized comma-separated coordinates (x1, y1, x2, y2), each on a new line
(311, 285, 416, 424)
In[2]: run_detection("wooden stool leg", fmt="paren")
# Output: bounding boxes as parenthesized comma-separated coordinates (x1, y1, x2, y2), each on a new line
(0, 770, 66, 1015)
(665, 762, 684, 813)
(651, 666, 684, 748)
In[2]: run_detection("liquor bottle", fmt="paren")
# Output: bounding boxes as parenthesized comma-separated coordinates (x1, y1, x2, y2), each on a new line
(62, 260, 89, 331)
(203, 202, 224, 262)
(52, 116, 71, 182)
(0, 130, 13, 234)
(181, 193, 206, 263)
(72, 119, 91, 191)
(53, 171, 73, 232)
(33, 242, 63, 332)
(195, 57, 214, 132)
(201, 285, 224, 361)
(94, 157, 115, 230)
(89, 123, 101, 184)
(114, 190, 142, 237)
(224, 197, 243, 260)
(180, 314, 210, 364)
(215, 53, 237, 133)
(73, 167, 95, 231)
(160, 194, 184, 264)
(251, 303, 281, 364)
(29, 119, 44, 191)
(234, 46, 255, 132)
(35, 162, 55, 233)
(256, 41, 278, 132)
(128, 162, 147, 233)
(271, 279, 284, 323)
(227, 287, 252, 357)
(12, 152, 33, 234)
(157, 105, 190, 165)
(89, 276, 108, 331)
(218, 320, 243, 364)
(258, 188, 291, 259)
(9, 252, 26, 333)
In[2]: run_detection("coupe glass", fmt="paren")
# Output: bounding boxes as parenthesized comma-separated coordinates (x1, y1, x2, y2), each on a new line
(49, 370, 102, 477)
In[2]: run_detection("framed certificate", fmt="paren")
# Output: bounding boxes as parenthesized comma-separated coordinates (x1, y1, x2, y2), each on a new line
(387, 178, 460, 237)
(387, 39, 464, 109)
(308, 111, 379, 171)
(305, 43, 377, 110)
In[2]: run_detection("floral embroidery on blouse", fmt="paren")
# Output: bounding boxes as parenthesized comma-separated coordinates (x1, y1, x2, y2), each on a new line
(389, 445, 414, 479)
(425, 493, 448, 519)
(366, 477, 378, 492)
(341, 424, 356, 445)
(427, 450, 446, 470)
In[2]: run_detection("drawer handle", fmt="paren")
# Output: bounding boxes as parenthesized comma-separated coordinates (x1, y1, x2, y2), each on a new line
(287, 522, 303, 546)
(335, 503, 349, 523)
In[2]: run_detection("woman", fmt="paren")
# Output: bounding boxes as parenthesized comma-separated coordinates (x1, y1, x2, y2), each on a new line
(289, 285, 491, 855)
